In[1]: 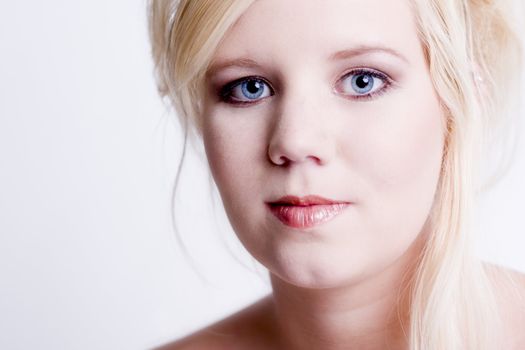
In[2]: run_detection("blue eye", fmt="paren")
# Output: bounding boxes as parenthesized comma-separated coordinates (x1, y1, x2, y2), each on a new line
(218, 69, 392, 106)
(219, 77, 272, 104)
(338, 69, 390, 99)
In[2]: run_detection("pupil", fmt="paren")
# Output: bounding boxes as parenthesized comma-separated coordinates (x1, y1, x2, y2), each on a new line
(247, 80, 261, 94)
(356, 75, 371, 89)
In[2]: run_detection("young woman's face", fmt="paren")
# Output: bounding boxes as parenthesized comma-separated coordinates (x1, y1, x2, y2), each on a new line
(202, 0, 446, 288)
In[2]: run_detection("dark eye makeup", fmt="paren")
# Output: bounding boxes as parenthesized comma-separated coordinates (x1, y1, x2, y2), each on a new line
(217, 68, 395, 106)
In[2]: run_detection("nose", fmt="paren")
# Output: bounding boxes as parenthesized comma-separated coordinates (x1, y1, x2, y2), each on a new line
(267, 89, 335, 167)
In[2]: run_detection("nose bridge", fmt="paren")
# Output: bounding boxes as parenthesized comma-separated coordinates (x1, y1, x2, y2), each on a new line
(267, 74, 334, 166)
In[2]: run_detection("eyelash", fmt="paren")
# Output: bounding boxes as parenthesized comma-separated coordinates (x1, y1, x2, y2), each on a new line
(217, 68, 394, 106)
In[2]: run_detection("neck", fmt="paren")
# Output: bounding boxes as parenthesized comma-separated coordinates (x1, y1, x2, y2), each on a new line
(268, 235, 424, 350)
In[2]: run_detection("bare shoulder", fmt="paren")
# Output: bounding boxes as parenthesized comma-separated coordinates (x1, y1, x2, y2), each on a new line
(151, 295, 278, 350)
(483, 262, 525, 349)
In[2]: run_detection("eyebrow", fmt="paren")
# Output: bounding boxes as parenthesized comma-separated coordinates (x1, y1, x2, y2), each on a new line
(206, 58, 262, 78)
(329, 45, 409, 64)
(205, 45, 409, 78)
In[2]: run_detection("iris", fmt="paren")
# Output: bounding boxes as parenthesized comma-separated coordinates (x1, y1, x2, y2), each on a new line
(351, 74, 374, 94)
(240, 79, 265, 100)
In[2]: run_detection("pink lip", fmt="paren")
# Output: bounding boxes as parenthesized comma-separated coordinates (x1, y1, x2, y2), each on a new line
(267, 195, 351, 229)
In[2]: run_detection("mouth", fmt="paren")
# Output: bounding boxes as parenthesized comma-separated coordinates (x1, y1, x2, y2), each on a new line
(266, 195, 351, 229)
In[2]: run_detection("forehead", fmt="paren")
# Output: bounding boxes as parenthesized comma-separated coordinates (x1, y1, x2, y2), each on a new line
(210, 0, 422, 70)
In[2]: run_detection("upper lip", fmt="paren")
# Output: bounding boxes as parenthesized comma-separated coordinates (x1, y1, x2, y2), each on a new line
(267, 195, 351, 206)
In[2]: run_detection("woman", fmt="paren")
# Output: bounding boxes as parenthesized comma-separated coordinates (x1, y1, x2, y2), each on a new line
(147, 0, 525, 349)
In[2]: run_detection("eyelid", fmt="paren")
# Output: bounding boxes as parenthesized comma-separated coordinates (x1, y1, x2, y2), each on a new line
(340, 67, 392, 85)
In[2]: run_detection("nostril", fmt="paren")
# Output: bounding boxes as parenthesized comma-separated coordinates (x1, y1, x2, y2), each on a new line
(307, 155, 323, 165)
(267, 129, 330, 166)
(269, 154, 290, 166)
(268, 152, 323, 167)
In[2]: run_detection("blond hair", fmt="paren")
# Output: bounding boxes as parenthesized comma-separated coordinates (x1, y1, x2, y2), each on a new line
(147, 0, 523, 349)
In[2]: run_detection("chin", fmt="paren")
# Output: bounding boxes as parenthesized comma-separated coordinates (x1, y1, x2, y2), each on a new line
(269, 256, 368, 290)
(274, 272, 359, 291)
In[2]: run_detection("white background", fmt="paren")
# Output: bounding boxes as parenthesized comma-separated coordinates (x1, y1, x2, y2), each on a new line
(0, 1, 523, 349)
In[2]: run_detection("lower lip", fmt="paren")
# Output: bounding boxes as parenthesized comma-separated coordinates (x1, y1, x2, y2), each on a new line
(267, 203, 350, 229)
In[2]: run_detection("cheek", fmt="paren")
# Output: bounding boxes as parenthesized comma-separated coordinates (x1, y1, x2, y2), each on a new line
(342, 87, 445, 244)
(371, 106, 444, 191)
(202, 107, 266, 209)
(202, 108, 274, 260)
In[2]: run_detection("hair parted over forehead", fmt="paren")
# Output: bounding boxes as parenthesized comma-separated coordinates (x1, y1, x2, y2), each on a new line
(146, 1, 523, 349)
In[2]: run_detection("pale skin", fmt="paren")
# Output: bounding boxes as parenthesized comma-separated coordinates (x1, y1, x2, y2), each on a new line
(155, 0, 525, 349)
